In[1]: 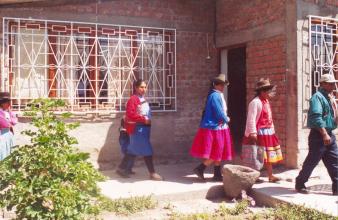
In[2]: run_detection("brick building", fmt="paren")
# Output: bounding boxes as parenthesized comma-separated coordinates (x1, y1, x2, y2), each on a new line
(0, 0, 337, 169)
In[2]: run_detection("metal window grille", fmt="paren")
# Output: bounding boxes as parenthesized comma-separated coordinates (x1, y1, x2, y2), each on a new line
(1, 17, 176, 113)
(309, 16, 338, 95)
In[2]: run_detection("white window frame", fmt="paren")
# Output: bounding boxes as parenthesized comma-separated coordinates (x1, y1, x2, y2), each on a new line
(2, 17, 176, 113)
(309, 16, 338, 96)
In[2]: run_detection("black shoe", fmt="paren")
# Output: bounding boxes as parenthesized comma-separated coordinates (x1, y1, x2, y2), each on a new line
(116, 168, 130, 178)
(255, 178, 264, 183)
(212, 175, 223, 182)
(126, 169, 136, 175)
(295, 183, 308, 194)
(193, 167, 205, 180)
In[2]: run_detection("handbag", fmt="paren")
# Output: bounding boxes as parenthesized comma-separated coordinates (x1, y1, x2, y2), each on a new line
(241, 144, 265, 171)
(118, 118, 130, 154)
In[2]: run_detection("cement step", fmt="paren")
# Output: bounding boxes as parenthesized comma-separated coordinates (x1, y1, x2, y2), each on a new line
(99, 162, 226, 202)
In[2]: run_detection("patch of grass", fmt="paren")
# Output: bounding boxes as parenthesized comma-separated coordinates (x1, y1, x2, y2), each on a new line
(99, 195, 157, 215)
(168, 202, 338, 220)
(168, 200, 254, 220)
(216, 199, 250, 216)
(169, 212, 213, 220)
(271, 203, 337, 220)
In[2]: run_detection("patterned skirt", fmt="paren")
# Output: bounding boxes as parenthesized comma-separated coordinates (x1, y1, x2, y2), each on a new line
(190, 127, 234, 161)
(243, 128, 283, 164)
(0, 129, 14, 161)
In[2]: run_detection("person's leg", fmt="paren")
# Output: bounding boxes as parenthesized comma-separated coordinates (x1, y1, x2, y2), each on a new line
(322, 134, 338, 195)
(118, 154, 128, 170)
(193, 159, 214, 180)
(144, 155, 163, 181)
(144, 155, 155, 173)
(296, 130, 325, 191)
(265, 162, 272, 179)
(116, 154, 136, 178)
(126, 154, 136, 174)
(265, 162, 280, 182)
(212, 161, 222, 181)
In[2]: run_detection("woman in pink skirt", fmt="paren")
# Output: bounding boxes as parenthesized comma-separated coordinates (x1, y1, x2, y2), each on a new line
(190, 74, 234, 181)
(242, 78, 283, 182)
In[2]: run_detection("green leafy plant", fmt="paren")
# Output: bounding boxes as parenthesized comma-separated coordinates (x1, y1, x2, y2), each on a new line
(271, 203, 337, 220)
(217, 199, 250, 216)
(99, 195, 157, 215)
(0, 99, 105, 220)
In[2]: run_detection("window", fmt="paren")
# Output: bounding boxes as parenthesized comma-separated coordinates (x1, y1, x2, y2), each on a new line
(2, 18, 176, 113)
(309, 16, 338, 93)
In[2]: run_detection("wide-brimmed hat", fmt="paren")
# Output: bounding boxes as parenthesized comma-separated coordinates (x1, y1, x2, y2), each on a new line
(212, 73, 229, 85)
(255, 78, 275, 91)
(319, 74, 338, 83)
(0, 92, 11, 104)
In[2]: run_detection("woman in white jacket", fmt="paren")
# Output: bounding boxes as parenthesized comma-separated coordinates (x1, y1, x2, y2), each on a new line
(242, 78, 283, 182)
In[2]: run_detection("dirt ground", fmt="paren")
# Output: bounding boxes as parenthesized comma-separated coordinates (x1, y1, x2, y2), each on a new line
(100, 197, 269, 220)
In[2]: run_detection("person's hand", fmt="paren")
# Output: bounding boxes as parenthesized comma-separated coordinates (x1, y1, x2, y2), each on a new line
(323, 133, 331, 145)
(144, 119, 151, 125)
(248, 133, 257, 145)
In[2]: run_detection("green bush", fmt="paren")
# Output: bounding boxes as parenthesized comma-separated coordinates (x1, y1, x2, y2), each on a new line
(0, 99, 105, 220)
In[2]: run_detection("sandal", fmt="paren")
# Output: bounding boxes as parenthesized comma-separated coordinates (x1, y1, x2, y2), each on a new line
(255, 178, 264, 183)
(269, 176, 281, 183)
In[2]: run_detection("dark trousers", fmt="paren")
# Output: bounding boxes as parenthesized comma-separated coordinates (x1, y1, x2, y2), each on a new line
(118, 153, 155, 174)
(296, 129, 338, 193)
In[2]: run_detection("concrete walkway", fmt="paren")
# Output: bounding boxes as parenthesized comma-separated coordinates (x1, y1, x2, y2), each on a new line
(251, 167, 338, 217)
(99, 162, 338, 217)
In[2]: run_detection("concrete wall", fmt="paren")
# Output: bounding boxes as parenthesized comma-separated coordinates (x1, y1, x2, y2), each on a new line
(296, 0, 338, 166)
(0, 0, 218, 169)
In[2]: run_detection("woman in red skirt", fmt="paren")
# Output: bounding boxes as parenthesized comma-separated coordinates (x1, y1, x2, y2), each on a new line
(190, 74, 234, 181)
(242, 78, 283, 182)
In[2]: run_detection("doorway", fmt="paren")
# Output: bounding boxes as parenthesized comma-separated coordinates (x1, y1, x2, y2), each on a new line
(221, 47, 247, 152)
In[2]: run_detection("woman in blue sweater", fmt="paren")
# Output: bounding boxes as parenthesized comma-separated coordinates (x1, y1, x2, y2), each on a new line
(190, 74, 234, 181)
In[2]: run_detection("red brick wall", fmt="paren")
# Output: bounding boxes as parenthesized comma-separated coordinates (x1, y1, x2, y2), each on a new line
(0, 0, 217, 166)
(216, 0, 286, 33)
(246, 35, 287, 155)
(174, 31, 218, 146)
(215, 0, 288, 161)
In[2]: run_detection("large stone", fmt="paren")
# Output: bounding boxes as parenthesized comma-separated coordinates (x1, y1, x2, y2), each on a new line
(222, 164, 260, 198)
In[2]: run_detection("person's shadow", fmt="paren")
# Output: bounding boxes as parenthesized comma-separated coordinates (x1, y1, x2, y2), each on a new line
(97, 116, 122, 170)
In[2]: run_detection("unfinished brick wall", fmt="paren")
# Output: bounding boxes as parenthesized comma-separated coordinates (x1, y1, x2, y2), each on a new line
(0, 0, 217, 168)
(246, 35, 287, 155)
(216, 0, 289, 161)
(216, 0, 286, 33)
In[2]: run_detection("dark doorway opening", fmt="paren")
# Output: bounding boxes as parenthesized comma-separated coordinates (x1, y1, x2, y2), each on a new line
(227, 47, 246, 152)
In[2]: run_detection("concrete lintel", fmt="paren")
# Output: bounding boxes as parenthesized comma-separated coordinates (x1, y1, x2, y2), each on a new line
(215, 20, 285, 48)
(0, 0, 46, 5)
(297, 0, 338, 20)
(0, 9, 214, 33)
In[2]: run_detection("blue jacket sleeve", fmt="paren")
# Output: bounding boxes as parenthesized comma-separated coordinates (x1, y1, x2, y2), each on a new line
(308, 95, 326, 128)
(210, 93, 229, 124)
